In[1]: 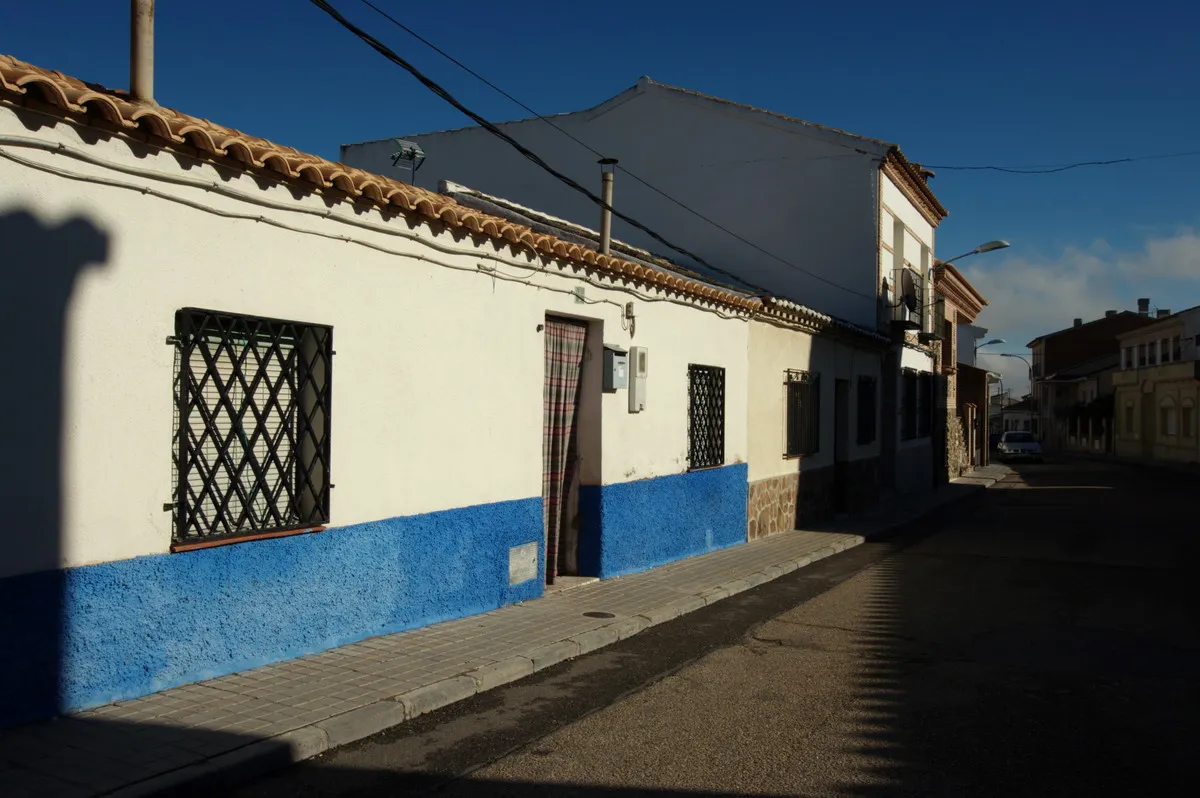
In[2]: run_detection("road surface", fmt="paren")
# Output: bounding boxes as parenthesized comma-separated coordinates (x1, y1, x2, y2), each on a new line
(237, 459, 1200, 797)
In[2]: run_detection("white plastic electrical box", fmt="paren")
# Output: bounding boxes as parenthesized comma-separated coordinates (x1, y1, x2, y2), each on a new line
(628, 346, 648, 412)
(603, 345, 628, 392)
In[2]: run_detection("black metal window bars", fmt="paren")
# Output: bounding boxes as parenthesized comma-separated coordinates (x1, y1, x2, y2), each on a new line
(785, 369, 820, 457)
(687, 364, 726, 470)
(172, 308, 332, 544)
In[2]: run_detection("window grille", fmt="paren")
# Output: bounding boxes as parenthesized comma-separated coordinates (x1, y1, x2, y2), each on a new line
(857, 376, 877, 444)
(172, 308, 332, 543)
(687, 364, 725, 469)
(785, 370, 820, 457)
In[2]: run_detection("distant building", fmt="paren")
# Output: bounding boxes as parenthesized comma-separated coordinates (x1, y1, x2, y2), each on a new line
(1113, 305, 1200, 464)
(1029, 303, 1160, 450)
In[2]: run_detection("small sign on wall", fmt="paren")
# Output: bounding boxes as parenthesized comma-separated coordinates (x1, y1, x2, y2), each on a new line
(509, 542, 538, 585)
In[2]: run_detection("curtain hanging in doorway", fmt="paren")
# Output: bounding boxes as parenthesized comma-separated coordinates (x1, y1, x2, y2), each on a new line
(543, 317, 587, 584)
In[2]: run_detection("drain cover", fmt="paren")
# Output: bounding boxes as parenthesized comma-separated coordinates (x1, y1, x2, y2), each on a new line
(583, 611, 616, 619)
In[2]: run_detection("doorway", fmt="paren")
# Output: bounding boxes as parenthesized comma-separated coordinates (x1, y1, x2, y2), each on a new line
(543, 316, 588, 585)
(833, 378, 851, 513)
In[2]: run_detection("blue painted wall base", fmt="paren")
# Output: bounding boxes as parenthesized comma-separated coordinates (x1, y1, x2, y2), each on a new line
(578, 463, 748, 579)
(0, 498, 543, 727)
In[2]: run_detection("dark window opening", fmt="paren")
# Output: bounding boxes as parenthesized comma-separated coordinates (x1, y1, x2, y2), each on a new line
(687, 364, 725, 469)
(901, 369, 918, 440)
(917, 371, 934, 438)
(857, 376, 877, 444)
(785, 370, 820, 457)
(172, 308, 333, 544)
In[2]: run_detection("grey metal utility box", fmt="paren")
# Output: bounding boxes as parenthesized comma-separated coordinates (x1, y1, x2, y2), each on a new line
(603, 345, 628, 392)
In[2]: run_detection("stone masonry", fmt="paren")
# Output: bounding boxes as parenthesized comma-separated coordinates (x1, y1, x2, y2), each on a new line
(747, 473, 799, 541)
(747, 458, 880, 541)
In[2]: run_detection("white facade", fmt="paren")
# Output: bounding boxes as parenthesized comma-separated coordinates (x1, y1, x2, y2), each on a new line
(747, 321, 882, 483)
(343, 78, 942, 331)
(0, 105, 749, 580)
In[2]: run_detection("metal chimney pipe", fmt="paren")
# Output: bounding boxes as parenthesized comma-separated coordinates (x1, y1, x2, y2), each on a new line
(598, 158, 618, 256)
(130, 0, 155, 104)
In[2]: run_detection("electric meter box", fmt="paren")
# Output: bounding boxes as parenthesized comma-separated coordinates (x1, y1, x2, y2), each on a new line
(603, 345, 628, 392)
(628, 346, 648, 413)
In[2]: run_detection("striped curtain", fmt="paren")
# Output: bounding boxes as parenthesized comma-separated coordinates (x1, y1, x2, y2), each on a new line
(543, 317, 588, 584)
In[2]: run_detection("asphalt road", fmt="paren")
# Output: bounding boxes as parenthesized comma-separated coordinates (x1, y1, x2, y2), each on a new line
(237, 460, 1200, 797)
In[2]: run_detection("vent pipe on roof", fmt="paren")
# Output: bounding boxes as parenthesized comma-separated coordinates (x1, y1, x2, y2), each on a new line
(1158, 308, 1172, 318)
(1105, 310, 1118, 318)
(1137, 297, 1150, 316)
(130, 0, 155, 104)
(1073, 318, 1083, 328)
(598, 158, 618, 256)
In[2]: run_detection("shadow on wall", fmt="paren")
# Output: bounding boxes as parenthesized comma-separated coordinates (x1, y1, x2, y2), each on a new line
(0, 209, 109, 726)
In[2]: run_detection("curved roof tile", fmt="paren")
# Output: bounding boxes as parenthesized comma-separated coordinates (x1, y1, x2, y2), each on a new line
(0, 54, 760, 315)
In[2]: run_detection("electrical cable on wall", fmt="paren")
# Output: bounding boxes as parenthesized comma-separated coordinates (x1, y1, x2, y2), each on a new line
(310, 0, 878, 302)
(353, 0, 878, 300)
(0, 137, 754, 324)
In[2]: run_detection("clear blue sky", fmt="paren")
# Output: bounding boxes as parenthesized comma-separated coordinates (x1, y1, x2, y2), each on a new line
(3, 0, 1198, 391)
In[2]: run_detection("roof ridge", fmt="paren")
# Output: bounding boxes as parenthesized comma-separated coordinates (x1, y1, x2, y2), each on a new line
(636, 77, 894, 149)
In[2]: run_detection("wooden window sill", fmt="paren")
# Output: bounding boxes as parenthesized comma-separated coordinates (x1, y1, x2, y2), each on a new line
(171, 525, 327, 553)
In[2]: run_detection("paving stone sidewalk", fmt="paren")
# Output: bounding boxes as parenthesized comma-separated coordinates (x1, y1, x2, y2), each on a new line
(0, 468, 1007, 797)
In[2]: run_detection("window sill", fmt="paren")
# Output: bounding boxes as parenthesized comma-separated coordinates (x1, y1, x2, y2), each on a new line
(687, 463, 727, 473)
(171, 525, 327, 553)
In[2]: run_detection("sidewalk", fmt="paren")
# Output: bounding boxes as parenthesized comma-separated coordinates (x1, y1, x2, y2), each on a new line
(1055, 449, 1200, 478)
(0, 467, 1009, 797)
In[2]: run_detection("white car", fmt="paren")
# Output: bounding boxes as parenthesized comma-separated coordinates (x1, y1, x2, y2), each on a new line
(997, 431, 1043, 463)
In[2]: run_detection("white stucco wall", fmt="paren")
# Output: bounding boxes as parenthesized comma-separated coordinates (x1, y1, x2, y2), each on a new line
(0, 105, 748, 578)
(881, 175, 934, 258)
(344, 83, 885, 327)
(747, 321, 882, 483)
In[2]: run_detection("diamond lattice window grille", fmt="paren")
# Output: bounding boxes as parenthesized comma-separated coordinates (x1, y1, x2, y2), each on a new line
(172, 308, 332, 543)
(688, 364, 726, 470)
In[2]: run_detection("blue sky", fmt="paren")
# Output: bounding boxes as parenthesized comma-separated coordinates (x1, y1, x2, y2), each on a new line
(3, 0, 1198, 392)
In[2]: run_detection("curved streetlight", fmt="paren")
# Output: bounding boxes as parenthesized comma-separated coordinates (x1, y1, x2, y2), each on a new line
(940, 240, 1012, 265)
(975, 337, 1006, 353)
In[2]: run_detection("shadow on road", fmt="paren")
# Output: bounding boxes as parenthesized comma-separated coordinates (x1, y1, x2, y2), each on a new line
(835, 460, 1200, 796)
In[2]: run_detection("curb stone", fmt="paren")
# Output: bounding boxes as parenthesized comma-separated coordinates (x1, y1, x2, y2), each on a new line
(109, 474, 1008, 797)
(464, 656, 535, 692)
(396, 676, 477, 719)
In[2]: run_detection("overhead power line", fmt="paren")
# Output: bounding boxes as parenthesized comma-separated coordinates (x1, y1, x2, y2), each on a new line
(314, 0, 876, 301)
(926, 150, 1200, 174)
(355, 0, 875, 300)
(308, 0, 767, 296)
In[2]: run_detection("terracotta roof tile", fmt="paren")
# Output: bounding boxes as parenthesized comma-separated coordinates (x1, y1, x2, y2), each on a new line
(0, 54, 760, 315)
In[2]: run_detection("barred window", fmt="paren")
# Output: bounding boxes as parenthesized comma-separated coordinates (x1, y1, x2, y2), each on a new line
(857, 376, 877, 444)
(172, 308, 333, 544)
(785, 370, 820, 457)
(687, 364, 725, 469)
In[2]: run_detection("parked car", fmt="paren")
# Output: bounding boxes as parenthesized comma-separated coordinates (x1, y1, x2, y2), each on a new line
(996, 431, 1043, 463)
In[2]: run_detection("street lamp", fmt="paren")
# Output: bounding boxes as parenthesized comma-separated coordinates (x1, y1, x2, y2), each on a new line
(975, 337, 1006, 354)
(940, 240, 1011, 266)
